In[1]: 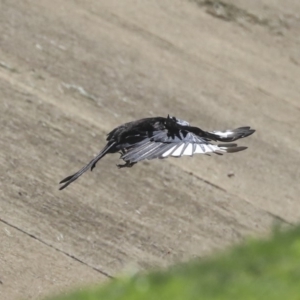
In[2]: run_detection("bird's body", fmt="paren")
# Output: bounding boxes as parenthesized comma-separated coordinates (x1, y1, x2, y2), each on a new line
(59, 115, 255, 190)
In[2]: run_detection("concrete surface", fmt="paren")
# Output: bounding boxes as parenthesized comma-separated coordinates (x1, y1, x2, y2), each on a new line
(0, 0, 299, 299)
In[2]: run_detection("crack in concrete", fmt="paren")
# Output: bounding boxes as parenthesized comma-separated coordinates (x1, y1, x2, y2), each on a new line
(181, 167, 293, 226)
(0, 217, 114, 279)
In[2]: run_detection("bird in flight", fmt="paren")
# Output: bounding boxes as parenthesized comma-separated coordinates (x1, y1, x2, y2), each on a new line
(59, 115, 255, 190)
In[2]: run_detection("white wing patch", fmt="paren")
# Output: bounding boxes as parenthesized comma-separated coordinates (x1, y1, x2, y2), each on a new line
(171, 144, 185, 156)
(162, 145, 177, 157)
(183, 143, 193, 155)
(194, 144, 217, 154)
(211, 130, 234, 138)
(161, 142, 229, 158)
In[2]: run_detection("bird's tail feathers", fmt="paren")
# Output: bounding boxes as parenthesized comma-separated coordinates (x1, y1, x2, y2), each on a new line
(59, 142, 116, 190)
(208, 127, 255, 142)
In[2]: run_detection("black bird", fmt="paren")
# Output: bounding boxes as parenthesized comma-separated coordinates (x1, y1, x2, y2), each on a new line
(59, 115, 255, 190)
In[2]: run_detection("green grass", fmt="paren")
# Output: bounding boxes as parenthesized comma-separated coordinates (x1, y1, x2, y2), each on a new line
(49, 225, 300, 300)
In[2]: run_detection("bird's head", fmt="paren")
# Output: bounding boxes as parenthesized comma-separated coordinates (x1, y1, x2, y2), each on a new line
(167, 114, 190, 126)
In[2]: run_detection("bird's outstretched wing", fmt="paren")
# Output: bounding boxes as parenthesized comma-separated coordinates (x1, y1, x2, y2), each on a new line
(120, 128, 246, 163)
